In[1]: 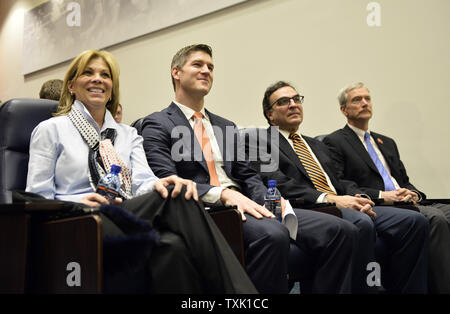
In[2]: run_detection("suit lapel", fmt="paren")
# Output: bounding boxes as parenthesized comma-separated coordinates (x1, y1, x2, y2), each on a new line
(304, 136, 329, 170)
(167, 102, 209, 173)
(342, 125, 379, 174)
(371, 132, 395, 166)
(167, 102, 191, 130)
(272, 128, 310, 179)
(303, 136, 342, 190)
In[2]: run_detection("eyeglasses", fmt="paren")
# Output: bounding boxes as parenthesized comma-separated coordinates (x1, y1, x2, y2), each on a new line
(271, 95, 304, 108)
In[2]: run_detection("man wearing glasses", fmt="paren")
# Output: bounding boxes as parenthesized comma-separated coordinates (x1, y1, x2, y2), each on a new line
(323, 82, 450, 293)
(252, 80, 429, 293)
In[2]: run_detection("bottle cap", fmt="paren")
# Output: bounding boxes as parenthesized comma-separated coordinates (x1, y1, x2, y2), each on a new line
(110, 164, 122, 174)
(268, 180, 276, 187)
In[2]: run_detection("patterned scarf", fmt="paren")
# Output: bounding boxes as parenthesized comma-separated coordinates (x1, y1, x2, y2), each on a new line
(68, 107, 132, 199)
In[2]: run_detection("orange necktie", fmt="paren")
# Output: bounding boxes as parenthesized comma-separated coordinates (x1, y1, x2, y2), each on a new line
(192, 112, 220, 186)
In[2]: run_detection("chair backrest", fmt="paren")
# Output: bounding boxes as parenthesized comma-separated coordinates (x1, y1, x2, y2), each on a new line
(130, 117, 144, 135)
(0, 99, 58, 197)
(314, 134, 327, 142)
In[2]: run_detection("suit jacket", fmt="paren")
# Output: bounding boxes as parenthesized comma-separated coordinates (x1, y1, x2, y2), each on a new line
(141, 102, 267, 205)
(322, 125, 425, 200)
(245, 127, 361, 204)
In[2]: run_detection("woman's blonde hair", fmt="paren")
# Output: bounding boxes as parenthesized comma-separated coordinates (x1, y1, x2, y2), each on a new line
(56, 50, 120, 116)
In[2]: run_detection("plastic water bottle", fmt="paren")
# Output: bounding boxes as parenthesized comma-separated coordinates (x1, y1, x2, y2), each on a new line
(265, 180, 282, 222)
(96, 164, 121, 204)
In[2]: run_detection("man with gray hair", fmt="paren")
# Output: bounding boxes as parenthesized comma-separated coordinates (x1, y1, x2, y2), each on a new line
(323, 82, 450, 293)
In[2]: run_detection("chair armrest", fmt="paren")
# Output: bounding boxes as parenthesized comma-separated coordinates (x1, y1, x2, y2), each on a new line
(207, 206, 245, 267)
(373, 198, 419, 212)
(33, 214, 103, 293)
(392, 201, 420, 212)
(288, 199, 342, 218)
(419, 198, 450, 205)
(0, 202, 103, 293)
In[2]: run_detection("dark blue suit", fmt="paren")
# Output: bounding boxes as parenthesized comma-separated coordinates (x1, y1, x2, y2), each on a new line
(323, 125, 424, 199)
(141, 103, 289, 293)
(324, 125, 450, 293)
(141, 103, 357, 293)
(249, 127, 429, 293)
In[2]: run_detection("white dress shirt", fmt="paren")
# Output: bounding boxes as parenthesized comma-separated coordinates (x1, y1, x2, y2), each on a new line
(26, 100, 158, 202)
(174, 101, 240, 205)
(346, 124, 401, 197)
(279, 129, 337, 203)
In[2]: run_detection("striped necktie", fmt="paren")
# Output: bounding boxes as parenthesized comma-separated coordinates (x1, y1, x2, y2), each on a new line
(289, 133, 336, 195)
(192, 112, 220, 186)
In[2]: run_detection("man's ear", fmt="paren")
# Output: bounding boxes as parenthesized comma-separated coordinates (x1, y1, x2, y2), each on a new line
(266, 110, 274, 123)
(340, 105, 347, 116)
(171, 66, 180, 81)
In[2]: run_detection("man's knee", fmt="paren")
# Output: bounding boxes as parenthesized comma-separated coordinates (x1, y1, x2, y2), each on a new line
(407, 210, 430, 235)
(344, 208, 375, 233)
(243, 216, 290, 251)
(334, 218, 360, 243)
(156, 232, 190, 261)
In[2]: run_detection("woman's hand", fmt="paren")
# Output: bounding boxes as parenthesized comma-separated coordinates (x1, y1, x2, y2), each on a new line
(81, 193, 122, 207)
(154, 175, 199, 201)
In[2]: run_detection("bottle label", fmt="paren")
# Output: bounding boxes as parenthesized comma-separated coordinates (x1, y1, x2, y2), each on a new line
(96, 185, 118, 203)
(265, 198, 282, 220)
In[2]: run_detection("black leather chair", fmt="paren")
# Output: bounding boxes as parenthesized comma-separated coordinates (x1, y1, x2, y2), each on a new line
(130, 117, 145, 133)
(0, 99, 102, 293)
(314, 134, 327, 142)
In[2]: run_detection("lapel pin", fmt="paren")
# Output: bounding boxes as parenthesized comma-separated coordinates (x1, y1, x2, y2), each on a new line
(377, 138, 383, 145)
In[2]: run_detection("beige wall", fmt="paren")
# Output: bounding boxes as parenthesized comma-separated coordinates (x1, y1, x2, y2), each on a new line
(1, 0, 449, 197)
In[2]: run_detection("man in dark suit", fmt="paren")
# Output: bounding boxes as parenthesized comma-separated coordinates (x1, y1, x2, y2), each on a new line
(256, 81, 429, 293)
(140, 44, 359, 293)
(323, 82, 450, 293)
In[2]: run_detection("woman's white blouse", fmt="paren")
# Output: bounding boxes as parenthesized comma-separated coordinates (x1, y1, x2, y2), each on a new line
(26, 101, 157, 202)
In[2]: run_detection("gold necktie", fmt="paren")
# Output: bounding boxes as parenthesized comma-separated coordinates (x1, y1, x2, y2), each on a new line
(289, 133, 336, 195)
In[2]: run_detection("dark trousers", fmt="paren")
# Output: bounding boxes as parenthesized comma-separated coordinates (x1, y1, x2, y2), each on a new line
(341, 206, 429, 293)
(430, 203, 450, 225)
(288, 209, 358, 293)
(102, 187, 257, 294)
(417, 205, 450, 293)
(240, 214, 290, 293)
(340, 208, 378, 293)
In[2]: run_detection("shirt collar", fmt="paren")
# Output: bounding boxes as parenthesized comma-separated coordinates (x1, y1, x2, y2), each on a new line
(347, 123, 370, 140)
(73, 100, 118, 134)
(173, 100, 208, 121)
(279, 128, 303, 142)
